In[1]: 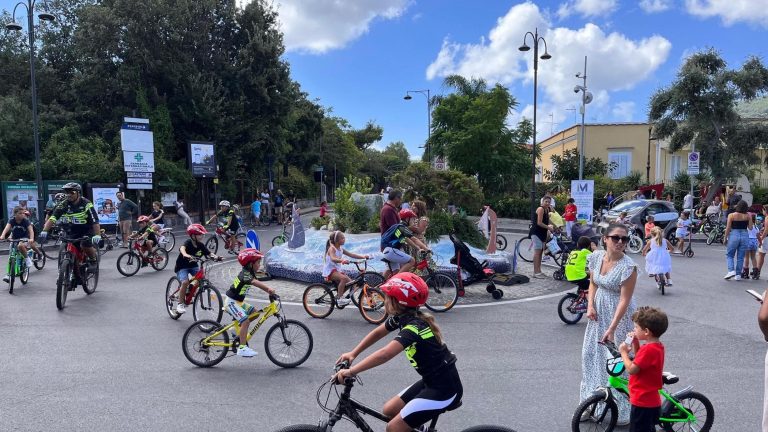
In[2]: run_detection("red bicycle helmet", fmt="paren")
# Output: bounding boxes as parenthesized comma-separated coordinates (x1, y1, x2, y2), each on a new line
(380, 273, 428, 308)
(237, 248, 264, 266)
(399, 209, 417, 220)
(186, 223, 208, 236)
(137, 215, 151, 223)
(23, 210, 31, 217)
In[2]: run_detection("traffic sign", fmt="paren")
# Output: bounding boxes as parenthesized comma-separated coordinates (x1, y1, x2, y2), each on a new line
(127, 177, 152, 184)
(687, 152, 700, 175)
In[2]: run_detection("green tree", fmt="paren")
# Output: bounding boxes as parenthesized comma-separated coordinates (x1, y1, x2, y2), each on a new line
(430, 75, 532, 199)
(350, 121, 384, 151)
(391, 163, 484, 211)
(545, 149, 616, 181)
(649, 49, 768, 201)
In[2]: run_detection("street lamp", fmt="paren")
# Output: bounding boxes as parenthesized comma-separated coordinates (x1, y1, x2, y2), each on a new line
(574, 56, 593, 180)
(6, 0, 56, 226)
(519, 28, 551, 221)
(647, 126, 657, 184)
(403, 89, 431, 165)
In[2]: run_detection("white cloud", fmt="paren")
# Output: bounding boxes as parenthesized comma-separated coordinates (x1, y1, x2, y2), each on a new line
(640, 0, 672, 13)
(685, 0, 768, 27)
(426, 2, 671, 139)
(268, 0, 410, 54)
(611, 101, 636, 121)
(558, 0, 618, 19)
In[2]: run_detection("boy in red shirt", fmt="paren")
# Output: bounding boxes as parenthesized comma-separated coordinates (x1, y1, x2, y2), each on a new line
(644, 215, 655, 240)
(619, 306, 668, 432)
(564, 198, 577, 239)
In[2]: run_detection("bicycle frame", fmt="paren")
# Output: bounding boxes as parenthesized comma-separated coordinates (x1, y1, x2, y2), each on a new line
(602, 375, 698, 425)
(202, 299, 281, 348)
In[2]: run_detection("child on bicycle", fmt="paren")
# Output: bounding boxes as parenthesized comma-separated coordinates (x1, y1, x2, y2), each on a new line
(149, 201, 165, 228)
(0, 206, 38, 282)
(225, 248, 276, 357)
(132, 216, 157, 265)
(643, 226, 674, 286)
(618, 211, 631, 225)
(174, 223, 220, 314)
(334, 273, 462, 432)
(619, 306, 668, 432)
(323, 230, 370, 306)
(565, 236, 596, 292)
(206, 200, 239, 253)
(381, 209, 430, 278)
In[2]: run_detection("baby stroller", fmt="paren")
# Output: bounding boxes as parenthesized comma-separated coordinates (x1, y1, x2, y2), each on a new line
(449, 233, 504, 299)
(552, 224, 601, 280)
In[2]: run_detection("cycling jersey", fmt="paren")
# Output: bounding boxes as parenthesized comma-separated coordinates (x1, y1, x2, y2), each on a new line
(217, 209, 239, 232)
(174, 239, 211, 272)
(226, 268, 256, 301)
(7, 218, 31, 240)
(49, 197, 98, 238)
(565, 249, 591, 281)
(137, 224, 157, 243)
(380, 223, 414, 251)
(385, 313, 457, 386)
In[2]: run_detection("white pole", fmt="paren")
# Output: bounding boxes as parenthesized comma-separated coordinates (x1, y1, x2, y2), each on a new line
(578, 56, 587, 180)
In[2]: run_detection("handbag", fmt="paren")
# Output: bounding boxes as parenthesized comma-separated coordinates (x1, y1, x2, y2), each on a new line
(546, 237, 561, 254)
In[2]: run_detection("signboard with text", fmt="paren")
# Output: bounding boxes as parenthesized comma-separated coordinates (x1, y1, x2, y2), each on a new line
(687, 152, 700, 175)
(571, 180, 595, 223)
(1, 181, 40, 223)
(123, 151, 155, 172)
(188, 141, 216, 177)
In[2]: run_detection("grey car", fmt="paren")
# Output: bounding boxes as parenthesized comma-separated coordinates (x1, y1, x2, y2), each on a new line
(600, 199, 679, 237)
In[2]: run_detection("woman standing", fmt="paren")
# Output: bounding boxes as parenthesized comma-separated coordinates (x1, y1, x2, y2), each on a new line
(406, 200, 430, 261)
(531, 196, 555, 279)
(723, 200, 753, 280)
(580, 223, 638, 425)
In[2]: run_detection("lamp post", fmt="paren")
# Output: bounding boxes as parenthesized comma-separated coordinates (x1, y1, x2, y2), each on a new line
(6, 0, 55, 226)
(519, 28, 551, 221)
(574, 56, 592, 180)
(647, 126, 657, 184)
(403, 89, 431, 165)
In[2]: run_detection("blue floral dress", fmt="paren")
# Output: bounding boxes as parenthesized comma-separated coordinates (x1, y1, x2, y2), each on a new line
(580, 250, 637, 423)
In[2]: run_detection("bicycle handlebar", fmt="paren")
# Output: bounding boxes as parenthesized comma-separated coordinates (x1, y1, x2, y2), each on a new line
(598, 340, 621, 357)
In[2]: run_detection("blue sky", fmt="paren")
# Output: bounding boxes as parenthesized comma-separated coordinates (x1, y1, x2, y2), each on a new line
(275, 0, 768, 158)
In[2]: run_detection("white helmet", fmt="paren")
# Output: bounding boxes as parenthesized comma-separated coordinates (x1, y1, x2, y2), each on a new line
(219, 200, 231, 207)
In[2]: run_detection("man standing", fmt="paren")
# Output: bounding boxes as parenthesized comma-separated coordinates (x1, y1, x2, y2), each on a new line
(379, 189, 402, 242)
(683, 191, 693, 211)
(116, 191, 138, 247)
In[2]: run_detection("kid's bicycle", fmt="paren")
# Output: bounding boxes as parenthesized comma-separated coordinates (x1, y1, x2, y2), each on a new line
(272, 222, 290, 246)
(302, 259, 386, 324)
(274, 361, 516, 432)
(557, 286, 588, 324)
(205, 224, 246, 255)
(3, 238, 45, 294)
(383, 250, 460, 313)
(116, 238, 169, 277)
(56, 236, 100, 310)
(156, 226, 176, 252)
(165, 257, 224, 322)
(571, 341, 714, 432)
(181, 294, 313, 368)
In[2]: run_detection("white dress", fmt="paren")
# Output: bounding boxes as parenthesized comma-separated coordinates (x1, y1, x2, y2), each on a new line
(645, 239, 672, 275)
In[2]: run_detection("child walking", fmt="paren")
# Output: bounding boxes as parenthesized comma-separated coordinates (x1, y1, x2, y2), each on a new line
(619, 306, 669, 432)
(642, 227, 673, 286)
(564, 198, 577, 239)
(742, 213, 760, 279)
(565, 236, 597, 292)
(323, 230, 370, 306)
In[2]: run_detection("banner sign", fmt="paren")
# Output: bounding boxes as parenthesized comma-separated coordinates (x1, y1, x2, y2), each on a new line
(188, 141, 216, 178)
(123, 151, 155, 172)
(92, 187, 120, 225)
(687, 152, 700, 175)
(161, 192, 177, 207)
(1, 181, 39, 223)
(571, 179, 595, 223)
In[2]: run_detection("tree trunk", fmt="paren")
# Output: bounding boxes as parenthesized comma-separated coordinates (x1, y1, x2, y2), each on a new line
(703, 177, 723, 204)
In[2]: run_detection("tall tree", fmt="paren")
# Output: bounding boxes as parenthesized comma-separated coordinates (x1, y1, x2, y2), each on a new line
(545, 149, 616, 182)
(349, 121, 383, 150)
(649, 49, 768, 200)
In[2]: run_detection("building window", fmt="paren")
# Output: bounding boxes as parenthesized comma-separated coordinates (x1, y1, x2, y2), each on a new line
(669, 155, 682, 178)
(608, 151, 632, 179)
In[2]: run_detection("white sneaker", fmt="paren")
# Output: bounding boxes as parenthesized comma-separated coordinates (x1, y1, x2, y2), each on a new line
(734, 275, 742, 281)
(337, 297, 352, 306)
(2, 275, 8, 283)
(665, 279, 673, 286)
(532, 272, 548, 279)
(25, 258, 34, 268)
(724, 271, 736, 280)
(237, 345, 258, 357)
(176, 303, 186, 314)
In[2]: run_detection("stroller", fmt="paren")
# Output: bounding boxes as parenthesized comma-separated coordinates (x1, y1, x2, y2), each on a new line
(449, 233, 505, 299)
(552, 224, 601, 280)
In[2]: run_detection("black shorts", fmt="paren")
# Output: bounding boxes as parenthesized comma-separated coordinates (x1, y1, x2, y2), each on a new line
(397, 366, 463, 428)
(630, 405, 659, 432)
(573, 277, 590, 291)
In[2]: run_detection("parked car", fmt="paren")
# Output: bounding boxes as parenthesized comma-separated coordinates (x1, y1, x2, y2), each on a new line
(597, 199, 679, 239)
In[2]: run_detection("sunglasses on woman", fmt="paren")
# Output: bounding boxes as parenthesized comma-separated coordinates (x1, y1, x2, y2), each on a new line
(606, 235, 630, 244)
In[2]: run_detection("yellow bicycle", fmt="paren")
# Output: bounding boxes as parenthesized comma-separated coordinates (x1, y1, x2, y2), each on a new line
(182, 294, 313, 368)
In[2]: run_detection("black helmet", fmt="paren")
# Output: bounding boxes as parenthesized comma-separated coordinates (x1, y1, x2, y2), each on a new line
(54, 193, 66, 201)
(62, 182, 82, 193)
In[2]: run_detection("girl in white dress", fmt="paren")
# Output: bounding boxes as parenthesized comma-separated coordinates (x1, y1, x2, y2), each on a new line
(323, 231, 370, 306)
(642, 227, 674, 286)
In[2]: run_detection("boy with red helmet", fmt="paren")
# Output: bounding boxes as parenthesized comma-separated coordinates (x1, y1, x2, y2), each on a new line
(131, 215, 158, 264)
(335, 273, 462, 432)
(173, 224, 220, 315)
(225, 248, 276, 357)
(380, 209, 430, 278)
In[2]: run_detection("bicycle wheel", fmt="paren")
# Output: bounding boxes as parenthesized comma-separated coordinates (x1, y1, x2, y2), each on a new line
(82, 253, 100, 295)
(205, 236, 218, 254)
(517, 237, 534, 263)
(56, 257, 72, 310)
(557, 293, 584, 324)
(660, 391, 714, 432)
(496, 234, 508, 251)
(165, 277, 182, 320)
(260, 213, 271, 227)
(149, 247, 169, 271)
(657, 274, 666, 295)
(192, 283, 223, 323)
(20, 262, 29, 284)
(272, 234, 286, 246)
(706, 229, 717, 245)
(571, 393, 618, 432)
(181, 320, 230, 367)
(351, 272, 386, 306)
(161, 231, 176, 252)
(7, 257, 16, 294)
(358, 287, 387, 324)
(264, 318, 313, 368)
(33, 250, 46, 270)
(423, 272, 459, 312)
(274, 426, 322, 432)
(627, 235, 643, 254)
(459, 427, 517, 432)
(116, 251, 141, 277)
(302, 284, 335, 318)
(231, 233, 246, 253)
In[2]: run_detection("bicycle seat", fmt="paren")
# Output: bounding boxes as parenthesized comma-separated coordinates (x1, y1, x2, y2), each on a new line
(439, 400, 462, 414)
(380, 258, 392, 264)
(662, 372, 679, 385)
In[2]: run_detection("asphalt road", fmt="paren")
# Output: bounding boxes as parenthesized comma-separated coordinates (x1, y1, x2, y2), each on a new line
(0, 225, 764, 431)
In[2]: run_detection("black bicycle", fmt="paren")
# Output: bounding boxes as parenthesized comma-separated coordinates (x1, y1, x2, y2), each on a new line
(302, 260, 386, 324)
(55, 236, 100, 310)
(275, 362, 516, 432)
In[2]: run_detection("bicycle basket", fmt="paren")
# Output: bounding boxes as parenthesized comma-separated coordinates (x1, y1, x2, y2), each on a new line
(606, 355, 625, 377)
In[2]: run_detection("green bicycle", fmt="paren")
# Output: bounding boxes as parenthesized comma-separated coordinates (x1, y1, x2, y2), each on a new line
(3, 238, 45, 294)
(572, 341, 714, 432)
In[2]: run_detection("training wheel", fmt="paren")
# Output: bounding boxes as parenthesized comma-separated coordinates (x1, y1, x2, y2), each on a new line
(553, 270, 564, 280)
(492, 290, 503, 300)
(486, 283, 496, 293)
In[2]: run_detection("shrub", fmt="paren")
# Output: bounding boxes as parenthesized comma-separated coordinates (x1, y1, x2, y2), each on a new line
(425, 210, 487, 249)
(333, 175, 374, 233)
(310, 216, 330, 230)
(492, 197, 531, 219)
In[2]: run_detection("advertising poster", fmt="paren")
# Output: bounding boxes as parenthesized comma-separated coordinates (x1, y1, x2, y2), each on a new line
(189, 142, 216, 177)
(571, 180, 595, 224)
(161, 192, 177, 207)
(92, 187, 120, 225)
(2, 182, 39, 223)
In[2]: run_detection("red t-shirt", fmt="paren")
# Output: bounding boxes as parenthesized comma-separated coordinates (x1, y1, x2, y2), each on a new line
(379, 202, 400, 250)
(629, 342, 665, 407)
(564, 203, 577, 222)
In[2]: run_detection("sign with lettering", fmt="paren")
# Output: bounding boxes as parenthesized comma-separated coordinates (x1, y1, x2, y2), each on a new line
(571, 180, 595, 223)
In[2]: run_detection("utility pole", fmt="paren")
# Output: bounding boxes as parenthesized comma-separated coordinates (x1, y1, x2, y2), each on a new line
(577, 56, 589, 180)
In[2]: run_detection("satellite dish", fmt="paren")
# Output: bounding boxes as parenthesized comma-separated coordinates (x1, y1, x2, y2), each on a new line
(584, 92, 593, 104)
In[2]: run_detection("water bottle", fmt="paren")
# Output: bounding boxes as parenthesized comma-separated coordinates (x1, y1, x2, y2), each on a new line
(624, 334, 634, 347)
